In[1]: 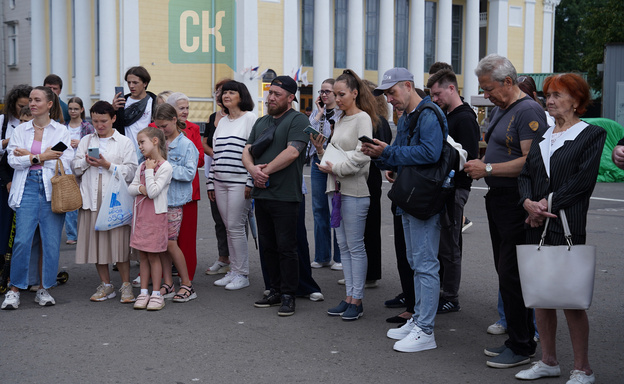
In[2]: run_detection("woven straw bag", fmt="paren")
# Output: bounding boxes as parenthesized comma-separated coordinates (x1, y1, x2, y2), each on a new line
(51, 160, 82, 213)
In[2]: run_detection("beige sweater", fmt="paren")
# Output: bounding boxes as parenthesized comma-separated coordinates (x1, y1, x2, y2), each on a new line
(319, 111, 372, 197)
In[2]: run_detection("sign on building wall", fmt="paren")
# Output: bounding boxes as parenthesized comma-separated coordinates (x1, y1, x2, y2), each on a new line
(168, 0, 236, 69)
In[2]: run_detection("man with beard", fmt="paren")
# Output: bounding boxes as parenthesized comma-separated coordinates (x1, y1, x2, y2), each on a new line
(427, 69, 480, 314)
(242, 76, 310, 316)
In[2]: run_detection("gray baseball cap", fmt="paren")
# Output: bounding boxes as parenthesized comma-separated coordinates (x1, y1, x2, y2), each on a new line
(373, 68, 414, 96)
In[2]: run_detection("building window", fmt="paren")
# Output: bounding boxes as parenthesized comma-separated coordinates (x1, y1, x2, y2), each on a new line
(9, 0, 16, 9)
(365, 0, 380, 70)
(334, 0, 348, 68)
(301, 0, 314, 67)
(7, 22, 18, 66)
(395, 0, 409, 68)
(424, 1, 436, 70)
(452, 5, 463, 74)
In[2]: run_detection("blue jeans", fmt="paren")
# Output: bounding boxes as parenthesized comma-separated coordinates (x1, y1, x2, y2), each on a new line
(10, 171, 65, 289)
(402, 212, 441, 334)
(64, 209, 78, 241)
(330, 193, 369, 300)
(311, 155, 340, 263)
(497, 290, 539, 338)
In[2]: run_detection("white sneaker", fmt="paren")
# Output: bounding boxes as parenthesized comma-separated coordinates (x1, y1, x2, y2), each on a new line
(132, 275, 141, 288)
(393, 326, 437, 353)
(309, 292, 324, 302)
(35, 288, 56, 306)
(387, 317, 416, 340)
(515, 361, 561, 380)
(225, 274, 250, 290)
(205, 260, 230, 275)
(487, 321, 507, 335)
(310, 261, 331, 268)
(331, 262, 343, 271)
(566, 370, 595, 384)
(214, 271, 235, 287)
(1, 290, 20, 310)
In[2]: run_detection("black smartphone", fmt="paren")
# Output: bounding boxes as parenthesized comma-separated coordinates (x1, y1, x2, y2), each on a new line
(304, 125, 322, 140)
(319, 99, 324, 108)
(115, 86, 124, 97)
(51, 141, 68, 152)
(358, 135, 375, 144)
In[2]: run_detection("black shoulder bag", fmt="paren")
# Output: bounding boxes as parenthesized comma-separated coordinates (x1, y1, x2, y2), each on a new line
(387, 103, 459, 220)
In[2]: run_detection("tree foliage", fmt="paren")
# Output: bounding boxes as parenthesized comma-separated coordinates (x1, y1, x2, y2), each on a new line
(554, 0, 624, 91)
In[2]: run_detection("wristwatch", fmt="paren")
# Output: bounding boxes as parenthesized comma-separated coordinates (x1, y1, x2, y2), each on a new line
(485, 163, 493, 177)
(32, 155, 40, 165)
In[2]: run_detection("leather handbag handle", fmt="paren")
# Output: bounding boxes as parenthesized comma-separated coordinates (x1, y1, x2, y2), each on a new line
(539, 193, 573, 249)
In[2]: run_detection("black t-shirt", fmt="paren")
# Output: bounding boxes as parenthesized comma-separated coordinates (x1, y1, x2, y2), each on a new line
(447, 102, 480, 190)
(203, 112, 217, 148)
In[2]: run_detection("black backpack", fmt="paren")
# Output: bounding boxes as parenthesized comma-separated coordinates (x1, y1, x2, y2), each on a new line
(387, 102, 459, 220)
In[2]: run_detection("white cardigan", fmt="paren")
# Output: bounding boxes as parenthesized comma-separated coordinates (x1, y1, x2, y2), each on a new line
(7, 120, 73, 209)
(128, 160, 172, 214)
(71, 130, 138, 211)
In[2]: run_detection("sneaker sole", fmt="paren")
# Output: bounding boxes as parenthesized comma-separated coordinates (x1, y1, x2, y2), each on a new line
(393, 341, 437, 353)
(225, 282, 250, 291)
(146, 304, 165, 311)
(342, 312, 363, 321)
(90, 292, 117, 302)
(1, 303, 19, 310)
(462, 222, 473, 232)
(485, 349, 536, 358)
(486, 357, 531, 369)
(254, 302, 280, 308)
(205, 267, 230, 275)
(36, 300, 55, 306)
(120, 297, 136, 303)
(327, 311, 345, 316)
(277, 311, 295, 316)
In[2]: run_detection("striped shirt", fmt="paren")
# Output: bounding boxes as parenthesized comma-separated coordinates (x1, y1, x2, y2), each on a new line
(207, 111, 256, 190)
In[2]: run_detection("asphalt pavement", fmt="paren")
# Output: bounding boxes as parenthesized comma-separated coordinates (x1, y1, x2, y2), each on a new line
(1, 169, 623, 383)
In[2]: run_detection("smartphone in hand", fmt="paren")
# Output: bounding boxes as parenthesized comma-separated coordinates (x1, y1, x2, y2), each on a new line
(358, 135, 375, 144)
(51, 141, 68, 152)
(304, 125, 323, 140)
(87, 147, 100, 158)
(115, 86, 124, 97)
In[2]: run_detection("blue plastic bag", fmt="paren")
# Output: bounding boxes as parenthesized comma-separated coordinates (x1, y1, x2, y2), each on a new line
(95, 167, 133, 231)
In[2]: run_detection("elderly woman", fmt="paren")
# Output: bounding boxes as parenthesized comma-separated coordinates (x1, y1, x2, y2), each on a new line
(72, 101, 138, 303)
(1, 86, 73, 309)
(516, 74, 606, 384)
(166, 92, 205, 281)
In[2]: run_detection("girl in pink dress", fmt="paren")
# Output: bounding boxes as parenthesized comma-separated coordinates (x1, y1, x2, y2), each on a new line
(128, 127, 172, 311)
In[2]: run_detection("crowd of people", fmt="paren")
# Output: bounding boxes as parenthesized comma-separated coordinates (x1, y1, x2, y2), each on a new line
(0, 54, 613, 383)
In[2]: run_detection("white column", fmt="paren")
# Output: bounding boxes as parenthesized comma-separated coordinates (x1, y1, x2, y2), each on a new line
(377, 0, 395, 86)
(487, 0, 508, 56)
(346, 0, 364, 75)
(523, 0, 535, 72)
(283, 0, 299, 78)
(236, 0, 259, 112)
(409, 0, 425, 88)
(50, 0, 69, 99)
(74, 0, 92, 110)
(30, 0, 46, 86)
(99, 1, 117, 102)
(541, 0, 560, 72)
(464, 0, 480, 101)
(313, 0, 332, 98)
(437, 0, 453, 65)
(121, 0, 140, 79)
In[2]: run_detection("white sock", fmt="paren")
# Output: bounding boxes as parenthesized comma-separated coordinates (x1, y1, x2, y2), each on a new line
(151, 291, 161, 297)
(104, 283, 112, 287)
(141, 289, 148, 295)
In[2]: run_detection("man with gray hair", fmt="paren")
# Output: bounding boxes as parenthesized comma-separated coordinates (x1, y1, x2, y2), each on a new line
(464, 54, 547, 369)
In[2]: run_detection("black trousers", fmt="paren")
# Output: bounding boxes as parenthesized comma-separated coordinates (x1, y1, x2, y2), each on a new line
(365, 165, 383, 281)
(485, 189, 536, 356)
(392, 203, 415, 313)
(255, 199, 300, 296)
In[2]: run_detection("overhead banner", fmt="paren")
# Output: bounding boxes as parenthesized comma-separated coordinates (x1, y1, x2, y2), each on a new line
(168, 0, 236, 68)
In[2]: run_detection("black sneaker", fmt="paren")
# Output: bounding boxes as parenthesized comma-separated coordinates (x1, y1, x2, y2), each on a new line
(384, 293, 406, 308)
(277, 294, 295, 316)
(437, 298, 461, 314)
(254, 289, 281, 308)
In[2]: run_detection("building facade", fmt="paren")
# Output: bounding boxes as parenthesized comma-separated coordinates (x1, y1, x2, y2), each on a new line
(1, 0, 559, 120)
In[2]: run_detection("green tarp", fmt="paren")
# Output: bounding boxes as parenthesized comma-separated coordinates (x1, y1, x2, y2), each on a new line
(582, 117, 624, 183)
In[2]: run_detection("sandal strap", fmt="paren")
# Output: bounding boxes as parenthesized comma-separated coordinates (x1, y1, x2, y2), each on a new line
(173, 284, 194, 299)
(160, 283, 174, 293)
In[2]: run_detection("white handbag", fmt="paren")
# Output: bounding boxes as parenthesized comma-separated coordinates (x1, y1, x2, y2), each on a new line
(516, 193, 596, 310)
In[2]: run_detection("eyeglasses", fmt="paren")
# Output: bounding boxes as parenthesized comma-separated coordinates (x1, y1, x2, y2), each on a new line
(318, 90, 333, 95)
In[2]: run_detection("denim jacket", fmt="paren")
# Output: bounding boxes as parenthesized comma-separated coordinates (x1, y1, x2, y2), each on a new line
(166, 133, 199, 207)
(375, 96, 448, 173)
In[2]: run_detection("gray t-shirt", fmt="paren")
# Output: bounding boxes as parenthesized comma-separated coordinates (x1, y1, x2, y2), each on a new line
(483, 96, 547, 188)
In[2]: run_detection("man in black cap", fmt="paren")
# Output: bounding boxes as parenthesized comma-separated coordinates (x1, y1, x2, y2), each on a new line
(242, 76, 310, 316)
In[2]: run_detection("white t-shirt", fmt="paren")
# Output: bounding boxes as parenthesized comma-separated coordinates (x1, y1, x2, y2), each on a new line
(124, 97, 153, 151)
(98, 136, 111, 174)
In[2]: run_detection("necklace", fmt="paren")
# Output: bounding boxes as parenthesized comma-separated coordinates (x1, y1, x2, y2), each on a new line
(228, 112, 243, 122)
(33, 120, 50, 129)
(219, 110, 227, 117)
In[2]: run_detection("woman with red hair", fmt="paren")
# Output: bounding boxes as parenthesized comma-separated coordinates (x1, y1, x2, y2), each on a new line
(516, 73, 605, 384)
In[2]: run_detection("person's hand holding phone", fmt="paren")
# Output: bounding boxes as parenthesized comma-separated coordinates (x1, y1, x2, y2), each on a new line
(360, 137, 387, 159)
(86, 152, 111, 170)
(112, 86, 125, 111)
